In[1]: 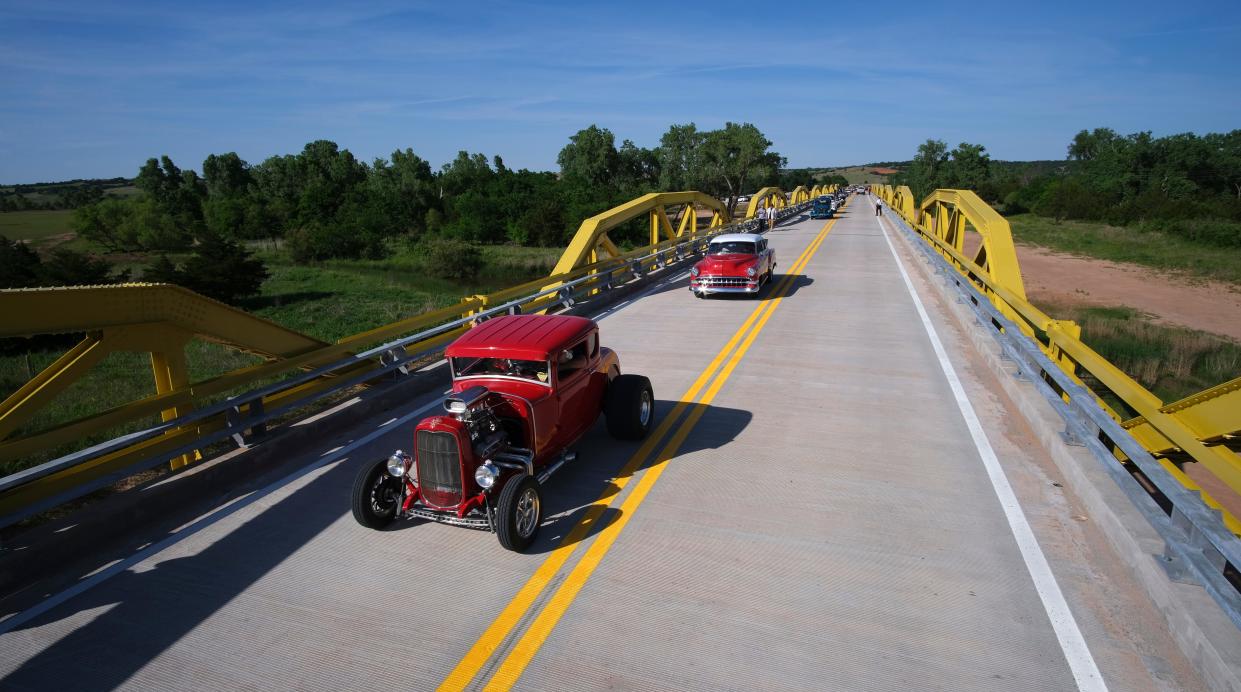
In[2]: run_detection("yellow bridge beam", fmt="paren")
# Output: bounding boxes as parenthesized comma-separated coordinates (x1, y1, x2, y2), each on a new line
(744, 187, 788, 218)
(0, 284, 332, 468)
(549, 191, 730, 276)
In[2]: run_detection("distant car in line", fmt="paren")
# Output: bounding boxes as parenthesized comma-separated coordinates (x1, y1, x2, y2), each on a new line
(810, 195, 834, 219)
(688, 233, 775, 299)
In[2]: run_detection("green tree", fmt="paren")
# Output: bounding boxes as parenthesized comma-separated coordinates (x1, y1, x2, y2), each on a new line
(179, 233, 269, 302)
(0, 236, 43, 288)
(700, 122, 783, 211)
(946, 142, 991, 190)
(557, 125, 620, 189)
(41, 248, 127, 286)
(657, 123, 706, 191)
(899, 139, 949, 199)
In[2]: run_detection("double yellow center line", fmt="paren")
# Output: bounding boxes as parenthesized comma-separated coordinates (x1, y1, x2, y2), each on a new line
(440, 212, 840, 691)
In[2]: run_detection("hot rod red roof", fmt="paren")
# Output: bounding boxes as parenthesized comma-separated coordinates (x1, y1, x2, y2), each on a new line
(446, 314, 595, 361)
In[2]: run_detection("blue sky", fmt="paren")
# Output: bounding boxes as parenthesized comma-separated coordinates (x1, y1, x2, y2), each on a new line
(1, 0, 1239, 183)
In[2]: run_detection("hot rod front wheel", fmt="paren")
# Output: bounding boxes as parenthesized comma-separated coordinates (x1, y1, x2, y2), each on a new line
(605, 374, 654, 440)
(495, 475, 542, 552)
(351, 459, 402, 529)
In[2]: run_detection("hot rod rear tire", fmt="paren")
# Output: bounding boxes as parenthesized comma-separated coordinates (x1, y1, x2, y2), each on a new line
(605, 374, 654, 440)
(496, 475, 542, 552)
(351, 459, 401, 529)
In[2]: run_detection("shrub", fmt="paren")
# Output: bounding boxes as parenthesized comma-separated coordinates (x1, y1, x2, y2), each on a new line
(420, 237, 483, 280)
(0, 235, 44, 288)
(142, 235, 268, 303)
(41, 248, 128, 286)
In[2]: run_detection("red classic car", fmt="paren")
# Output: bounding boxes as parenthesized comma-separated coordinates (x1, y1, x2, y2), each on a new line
(688, 233, 776, 298)
(351, 314, 654, 551)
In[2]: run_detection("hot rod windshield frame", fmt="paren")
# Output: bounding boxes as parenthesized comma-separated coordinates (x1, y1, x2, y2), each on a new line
(450, 356, 552, 386)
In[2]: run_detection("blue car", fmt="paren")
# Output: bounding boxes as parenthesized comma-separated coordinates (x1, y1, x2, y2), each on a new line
(809, 195, 834, 219)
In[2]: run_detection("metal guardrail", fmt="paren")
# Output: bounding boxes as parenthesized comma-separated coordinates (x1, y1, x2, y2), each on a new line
(883, 198, 1241, 630)
(0, 202, 804, 527)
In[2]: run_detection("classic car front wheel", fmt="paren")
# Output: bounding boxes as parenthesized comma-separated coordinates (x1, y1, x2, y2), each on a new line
(351, 458, 402, 529)
(496, 475, 542, 551)
(605, 374, 654, 440)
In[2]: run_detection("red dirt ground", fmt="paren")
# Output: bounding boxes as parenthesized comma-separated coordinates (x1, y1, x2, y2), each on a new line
(1016, 245, 1241, 343)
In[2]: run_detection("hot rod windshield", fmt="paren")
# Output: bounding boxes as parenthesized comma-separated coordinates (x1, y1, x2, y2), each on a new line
(708, 241, 756, 255)
(451, 356, 551, 385)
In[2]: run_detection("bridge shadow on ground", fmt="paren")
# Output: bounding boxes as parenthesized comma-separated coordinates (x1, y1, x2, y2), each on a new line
(1, 400, 750, 688)
(2, 455, 364, 690)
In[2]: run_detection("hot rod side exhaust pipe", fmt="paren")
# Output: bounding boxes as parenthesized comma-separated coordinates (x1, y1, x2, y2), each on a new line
(537, 451, 577, 485)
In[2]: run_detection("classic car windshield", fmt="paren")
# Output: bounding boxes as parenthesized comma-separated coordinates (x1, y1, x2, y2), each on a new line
(708, 241, 756, 255)
(451, 356, 550, 384)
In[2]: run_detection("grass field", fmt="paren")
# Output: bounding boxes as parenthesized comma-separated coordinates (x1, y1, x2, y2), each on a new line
(1007, 214, 1241, 285)
(1033, 301, 1241, 414)
(819, 166, 894, 185)
(0, 210, 76, 247)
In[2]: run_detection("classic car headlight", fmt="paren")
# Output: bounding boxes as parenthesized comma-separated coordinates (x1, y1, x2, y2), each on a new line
(474, 462, 499, 489)
(746, 266, 757, 278)
(387, 451, 409, 477)
(689, 266, 700, 278)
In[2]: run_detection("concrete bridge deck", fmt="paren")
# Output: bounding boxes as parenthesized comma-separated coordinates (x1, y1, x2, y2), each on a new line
(0, 197, 1209, 690)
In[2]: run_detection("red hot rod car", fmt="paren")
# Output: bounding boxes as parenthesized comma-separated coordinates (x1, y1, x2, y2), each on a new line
(688, 233, 776, 298)
(351, 314, 654, 551)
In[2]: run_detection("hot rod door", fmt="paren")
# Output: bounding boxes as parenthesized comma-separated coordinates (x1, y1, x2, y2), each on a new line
(553, 333, 603, 447)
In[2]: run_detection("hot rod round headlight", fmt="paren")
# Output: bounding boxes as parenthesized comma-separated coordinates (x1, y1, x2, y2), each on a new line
(746, 266, 757, 278)
(386, 451, 408, 477)
(475, 462, 499, 489)
(689, 266, 700, 278)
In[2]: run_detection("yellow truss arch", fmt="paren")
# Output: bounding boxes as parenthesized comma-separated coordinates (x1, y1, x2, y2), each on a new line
(550, 191, 730, 276)
(744, 187, 787, 218)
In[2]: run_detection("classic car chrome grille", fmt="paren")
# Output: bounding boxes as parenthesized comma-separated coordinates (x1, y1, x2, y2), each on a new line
(416, 430, 463, 508)
(698, 275, 748, 287)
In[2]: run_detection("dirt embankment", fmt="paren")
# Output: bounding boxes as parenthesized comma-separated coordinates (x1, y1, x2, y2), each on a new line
(1017, 245, 1241, 342)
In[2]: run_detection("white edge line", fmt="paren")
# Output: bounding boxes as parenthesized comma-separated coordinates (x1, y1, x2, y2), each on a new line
(0, 396, 443, 635)
(871, 199, 1108, 692)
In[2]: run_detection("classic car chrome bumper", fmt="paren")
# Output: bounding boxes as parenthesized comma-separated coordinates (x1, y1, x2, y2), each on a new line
(404, 505, 492, 530)
(692, 275, 761, 295)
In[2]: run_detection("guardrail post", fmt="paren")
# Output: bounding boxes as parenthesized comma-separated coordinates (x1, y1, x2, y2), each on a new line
(226, 398, 267, 448)
(149, 333, 199, 469)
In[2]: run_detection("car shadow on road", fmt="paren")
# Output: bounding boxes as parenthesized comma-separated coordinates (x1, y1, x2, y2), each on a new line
(645, 275, 814, 302)
(523, 399, 752, 555)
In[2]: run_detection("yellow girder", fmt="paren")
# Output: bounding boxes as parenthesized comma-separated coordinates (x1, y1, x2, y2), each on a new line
(744, 187, 787, 218)
(549, 191, 730, 276)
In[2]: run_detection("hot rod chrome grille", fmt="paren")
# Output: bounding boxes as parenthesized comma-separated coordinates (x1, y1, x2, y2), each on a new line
(416, 430, 463, 508)
(699, 276, 748, 287)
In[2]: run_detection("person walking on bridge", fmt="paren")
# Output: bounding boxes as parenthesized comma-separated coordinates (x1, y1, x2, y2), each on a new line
(767, 204, 777, 231)
(875, 200, 883, 217)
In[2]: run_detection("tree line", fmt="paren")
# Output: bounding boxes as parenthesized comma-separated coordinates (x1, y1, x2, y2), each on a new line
(893, 128, 1241, 247)
(67, 122, 804, 261)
